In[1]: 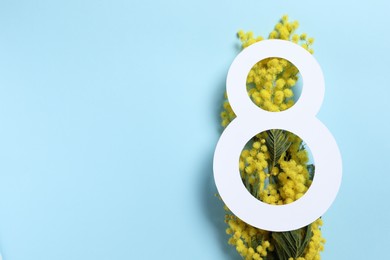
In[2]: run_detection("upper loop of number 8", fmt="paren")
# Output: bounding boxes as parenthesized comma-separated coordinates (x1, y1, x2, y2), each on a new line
(213, 40, 342, 232)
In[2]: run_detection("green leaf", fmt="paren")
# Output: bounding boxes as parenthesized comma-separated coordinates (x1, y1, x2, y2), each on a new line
(271, 225, 313, 259)
(297, 225, 313, 256)
(265, 129, 292, 169)
(307, 164, 315, 181)
(272, 232, 294, 259)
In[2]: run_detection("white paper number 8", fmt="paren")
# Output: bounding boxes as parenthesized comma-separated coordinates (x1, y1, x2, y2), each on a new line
(213, 40, 342, 232)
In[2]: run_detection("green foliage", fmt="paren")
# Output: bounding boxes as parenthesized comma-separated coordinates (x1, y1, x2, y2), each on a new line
(266, 129, 292, 169)
(307, 164, 315, 181)
(272, 225, 313, 260)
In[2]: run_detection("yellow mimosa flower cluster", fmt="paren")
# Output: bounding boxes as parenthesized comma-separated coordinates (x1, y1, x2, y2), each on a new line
(221, 16, 315, 128)
(220, 16, 325, 260)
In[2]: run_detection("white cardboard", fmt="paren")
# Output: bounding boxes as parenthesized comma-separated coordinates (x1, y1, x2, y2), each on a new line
(213, 40, 342, 232)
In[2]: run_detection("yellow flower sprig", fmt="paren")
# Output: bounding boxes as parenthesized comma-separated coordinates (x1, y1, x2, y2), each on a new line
(219, 16, 325, 260)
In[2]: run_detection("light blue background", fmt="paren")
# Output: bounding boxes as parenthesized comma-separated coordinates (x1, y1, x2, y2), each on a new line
(0, 0, 389, 259)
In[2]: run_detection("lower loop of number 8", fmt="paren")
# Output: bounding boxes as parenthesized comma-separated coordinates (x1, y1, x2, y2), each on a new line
(213, 40, 342, 232)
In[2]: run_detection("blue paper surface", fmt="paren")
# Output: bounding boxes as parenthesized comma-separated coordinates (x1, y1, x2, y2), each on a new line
(0, 0, 389, 259)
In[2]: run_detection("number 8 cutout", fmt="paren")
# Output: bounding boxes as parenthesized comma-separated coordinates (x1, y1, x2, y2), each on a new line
(213, 40, 342, 232)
